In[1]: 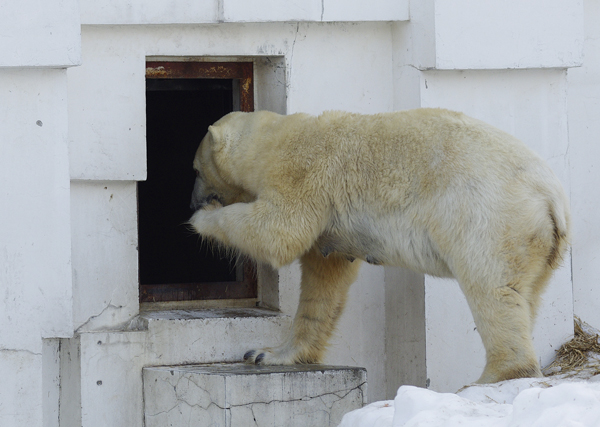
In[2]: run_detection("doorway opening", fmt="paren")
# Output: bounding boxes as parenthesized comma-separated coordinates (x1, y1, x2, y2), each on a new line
(139, 61, 257, 305)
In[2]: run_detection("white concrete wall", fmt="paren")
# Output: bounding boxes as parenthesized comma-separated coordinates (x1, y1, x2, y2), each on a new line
(70, 182, 139, 331)
(78, 0, 408, 24)
(286, 23, 394, 115)
(0, 1, 80, 424)
(404, 0, 583, 70)
(0, 0, 81, 67)
(568, 0, 600, 328)
(0, 70, 73, 425)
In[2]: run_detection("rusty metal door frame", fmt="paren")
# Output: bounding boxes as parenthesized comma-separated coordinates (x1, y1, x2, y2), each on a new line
(140, 60, 257, 304)
(145, 61, 254, 112)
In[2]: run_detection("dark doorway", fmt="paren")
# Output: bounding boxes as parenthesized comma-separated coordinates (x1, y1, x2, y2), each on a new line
(140, 62, 257, 303)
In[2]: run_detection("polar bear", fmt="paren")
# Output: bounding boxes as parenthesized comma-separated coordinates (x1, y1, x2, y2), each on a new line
(189, 108, 570, 384)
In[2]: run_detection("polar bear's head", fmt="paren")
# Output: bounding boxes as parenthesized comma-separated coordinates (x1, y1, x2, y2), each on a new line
(190, 112, 250, 211)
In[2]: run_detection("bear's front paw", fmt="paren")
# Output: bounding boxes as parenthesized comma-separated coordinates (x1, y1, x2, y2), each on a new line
(189, 199, 223, 232)
(243, 349, 266, 364)
(243, 346, 299, 365)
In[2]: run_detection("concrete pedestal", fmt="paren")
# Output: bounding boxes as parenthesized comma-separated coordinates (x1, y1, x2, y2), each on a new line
(143, 363, 367, 427)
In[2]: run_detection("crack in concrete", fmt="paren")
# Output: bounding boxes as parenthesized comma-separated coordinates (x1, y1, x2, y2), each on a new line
(289, 22, 300, 84)
(225, 381, 366, 408)
(148, 386, 362, 419)
(146, 398, 227, 418)
(75, 300, 130, 333)
(0, 347, 41, 356)
(146, 371, 366, 423)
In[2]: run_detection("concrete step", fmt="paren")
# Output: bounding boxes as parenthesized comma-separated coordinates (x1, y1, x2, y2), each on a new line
(143, 363, 367, 427)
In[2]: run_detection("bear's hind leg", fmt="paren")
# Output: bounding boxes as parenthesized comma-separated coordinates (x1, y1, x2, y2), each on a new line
(244, 246, 362, 365)
(461, 279, 543, 384)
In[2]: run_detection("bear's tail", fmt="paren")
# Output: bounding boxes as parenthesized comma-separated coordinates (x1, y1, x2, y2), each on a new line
(546, 189, 571, 270)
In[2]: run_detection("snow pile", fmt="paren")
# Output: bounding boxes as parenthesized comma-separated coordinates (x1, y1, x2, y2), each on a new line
(340, 377, 600, 427)
(339, 319, 600, 427)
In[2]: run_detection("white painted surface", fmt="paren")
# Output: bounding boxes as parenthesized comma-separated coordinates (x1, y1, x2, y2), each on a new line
(79, 0, 408, 24)
(79, 0, 219, 25)
(70, 181, 139, 331)
(0, 352, 42, 427)
(286, 23, 394, 115)
(43, 340, 61, 427)
(323, 0, 409, 22)
(67, 29, 147, 181)
(223, 0, 321, 22)
(433, 0, 584, 70)
(568, 0, 600, 329)
(0, 0, 80, 67)
(393, 6, 435, 69)
(384, 267, 426, 396)
(403, 0, 583, 70)
(0, 68, 73, 426)
(0, 69, 73, 349)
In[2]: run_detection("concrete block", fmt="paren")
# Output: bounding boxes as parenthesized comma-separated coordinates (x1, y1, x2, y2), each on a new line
(67, 28, 147, 181)
(80, 0, 324, 24)
(80, 0, 219, 25)
(79, 0, 409, 24)
(222, 0, 322, 22)
(403, 0, 583, 70)
(433, 0, 584, 69)
(0, 0, 80, 67)
(286, 23, 394, 115)
(70, 181, 139, 331)
(322, 0, 409, 22)
(0, 69, 73, 350)
(0, 351, 42, 427)
(143, 364, 367, 427)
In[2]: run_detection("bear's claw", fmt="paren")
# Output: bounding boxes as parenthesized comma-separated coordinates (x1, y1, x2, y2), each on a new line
(243, 349, 267, 365)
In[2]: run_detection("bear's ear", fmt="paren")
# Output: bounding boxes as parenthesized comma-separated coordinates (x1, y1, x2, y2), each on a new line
(206, 125, 226, 152)
(207, 125, 221, 142)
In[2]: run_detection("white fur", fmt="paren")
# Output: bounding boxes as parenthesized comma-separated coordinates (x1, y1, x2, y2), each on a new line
(190, 108, 570, 383)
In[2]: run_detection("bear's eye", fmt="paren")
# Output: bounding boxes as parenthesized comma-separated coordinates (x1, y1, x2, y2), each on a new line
(194, 169, 200, 177)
